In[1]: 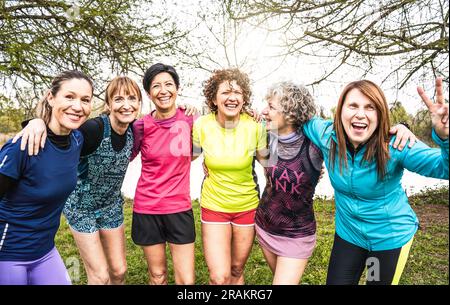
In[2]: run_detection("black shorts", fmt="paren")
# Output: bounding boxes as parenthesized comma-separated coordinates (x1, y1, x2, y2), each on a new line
(131, 209, 196, 246)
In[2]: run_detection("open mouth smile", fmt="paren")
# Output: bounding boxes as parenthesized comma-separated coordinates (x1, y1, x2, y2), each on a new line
(158, 96, 171, 104)
(351, 122, 368, 132)
(224, 103, 239, 110)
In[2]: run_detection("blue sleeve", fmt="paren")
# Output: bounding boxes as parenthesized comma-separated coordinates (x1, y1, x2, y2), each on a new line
(0, 173, 17, 199)
(301, 117, 334, 150)
(395, 129, 449, 179)
(0, 139, 27, 180)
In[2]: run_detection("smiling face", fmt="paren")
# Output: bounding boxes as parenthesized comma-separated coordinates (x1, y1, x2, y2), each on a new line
(214, 80, 244, 120)
(148, 72, 178, 114)
(341, 88, 379, 148)
(262, 95, 291, 133)
(47, 78, 92, 135)
(109, 88, 140, 125)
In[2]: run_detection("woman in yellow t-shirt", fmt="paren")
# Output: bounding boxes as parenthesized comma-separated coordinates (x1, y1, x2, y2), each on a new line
(193, 68, 268, 285)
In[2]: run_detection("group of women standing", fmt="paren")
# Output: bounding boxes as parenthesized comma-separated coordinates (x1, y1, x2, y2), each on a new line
(0, 63, 448, 285)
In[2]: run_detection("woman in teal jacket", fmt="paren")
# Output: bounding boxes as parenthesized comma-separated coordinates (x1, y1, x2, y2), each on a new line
(302, 78, 448, 285)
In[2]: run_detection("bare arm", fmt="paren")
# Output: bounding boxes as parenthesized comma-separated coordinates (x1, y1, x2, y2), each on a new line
(256, 148, 270, 167)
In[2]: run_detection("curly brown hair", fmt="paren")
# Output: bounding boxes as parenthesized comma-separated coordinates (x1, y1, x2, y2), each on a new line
(202, 68, 252, 113)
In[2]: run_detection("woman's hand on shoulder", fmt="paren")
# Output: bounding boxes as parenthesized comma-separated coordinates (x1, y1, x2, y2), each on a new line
(12, 119, 47, 156)
(178, 103, 200, 116)
(389, 124, 417, 151)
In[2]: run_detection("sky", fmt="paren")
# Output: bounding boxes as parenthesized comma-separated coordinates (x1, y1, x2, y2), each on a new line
(2, 0, 447, 117)
(137, 0, 448, 118)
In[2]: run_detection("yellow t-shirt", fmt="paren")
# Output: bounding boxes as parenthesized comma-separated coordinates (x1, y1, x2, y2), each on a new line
(193, 113, 267, 212)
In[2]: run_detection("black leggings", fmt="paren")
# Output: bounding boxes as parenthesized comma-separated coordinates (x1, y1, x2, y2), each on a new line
(326, 234, 413, 285)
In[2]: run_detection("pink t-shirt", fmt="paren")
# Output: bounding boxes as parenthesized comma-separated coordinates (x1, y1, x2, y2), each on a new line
(132, 108, 193, 214)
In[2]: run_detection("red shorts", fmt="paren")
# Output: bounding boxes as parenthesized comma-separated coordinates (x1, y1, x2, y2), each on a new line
(201, 207, 256, 226)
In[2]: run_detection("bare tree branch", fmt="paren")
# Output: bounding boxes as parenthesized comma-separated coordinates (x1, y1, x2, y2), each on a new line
(226, 0, 449, 88)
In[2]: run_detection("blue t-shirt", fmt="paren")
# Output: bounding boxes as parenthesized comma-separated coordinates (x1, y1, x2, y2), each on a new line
(0, 131, 83, 261)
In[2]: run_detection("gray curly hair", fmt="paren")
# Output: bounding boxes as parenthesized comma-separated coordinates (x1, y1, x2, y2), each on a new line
(265, 81, 317, 128)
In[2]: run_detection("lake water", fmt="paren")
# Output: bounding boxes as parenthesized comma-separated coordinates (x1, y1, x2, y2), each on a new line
(121, 154, 449, 200)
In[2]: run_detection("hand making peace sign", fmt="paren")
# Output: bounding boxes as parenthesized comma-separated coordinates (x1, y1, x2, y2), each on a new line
(417, 77, 449, 140)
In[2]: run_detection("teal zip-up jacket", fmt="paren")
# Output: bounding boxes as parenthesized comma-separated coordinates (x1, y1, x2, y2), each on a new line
(303, 117, 449, 251)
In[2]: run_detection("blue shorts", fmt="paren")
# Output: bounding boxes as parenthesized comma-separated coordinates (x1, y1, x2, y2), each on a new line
(63, 201, 124, 234)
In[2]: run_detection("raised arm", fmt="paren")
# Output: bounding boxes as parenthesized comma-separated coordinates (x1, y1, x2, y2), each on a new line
(302, 116, 419, 152)
(178, 103, 201, 116)
(398, 131, 448, 179)
(417, 77, 449, 141)
(0, 140, 25, 198)
(301, 117, 333, 150)
(398, 78, 449, 179)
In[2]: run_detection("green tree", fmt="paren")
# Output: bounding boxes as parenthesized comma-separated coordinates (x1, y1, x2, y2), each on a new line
(389, 101, 413, 126)
(0, 95, 25, 133)
(0, 0, 189, 94)
(330, 106, 336, 119)
(412, 108, 434, 146)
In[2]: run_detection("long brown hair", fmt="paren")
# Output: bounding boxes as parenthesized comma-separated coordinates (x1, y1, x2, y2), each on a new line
(35, 70, 94, 124)
(329, 80, 391, 180)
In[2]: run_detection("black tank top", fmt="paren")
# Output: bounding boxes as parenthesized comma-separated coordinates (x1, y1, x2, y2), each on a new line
(256, 134, 323, 238)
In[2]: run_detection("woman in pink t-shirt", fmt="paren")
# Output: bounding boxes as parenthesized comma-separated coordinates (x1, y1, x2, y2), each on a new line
(131, 63, 197, 285)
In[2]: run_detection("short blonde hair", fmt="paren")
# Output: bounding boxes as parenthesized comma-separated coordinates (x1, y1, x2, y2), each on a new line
(103, 76, 142, 114)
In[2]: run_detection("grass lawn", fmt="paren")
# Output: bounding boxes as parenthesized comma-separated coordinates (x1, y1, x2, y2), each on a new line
(55, 186, 449, 285)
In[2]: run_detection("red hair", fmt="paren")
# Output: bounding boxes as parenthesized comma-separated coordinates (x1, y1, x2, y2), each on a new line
(329, 80, 391, 180)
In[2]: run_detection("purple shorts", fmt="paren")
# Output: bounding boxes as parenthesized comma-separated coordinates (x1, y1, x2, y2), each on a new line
(0, 247, 71, 285)
(255, 224, 317, 259)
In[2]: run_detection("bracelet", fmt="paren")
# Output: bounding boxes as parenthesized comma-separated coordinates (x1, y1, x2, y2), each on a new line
(398, 121, 411, 130)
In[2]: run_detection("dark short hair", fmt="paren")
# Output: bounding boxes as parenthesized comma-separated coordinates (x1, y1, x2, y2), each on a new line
(142, 63, 180, 92)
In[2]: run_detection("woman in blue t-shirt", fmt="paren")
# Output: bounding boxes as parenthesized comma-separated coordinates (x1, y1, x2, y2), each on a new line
(0, 70, 93, 285)
(17, 77, 141, 285)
